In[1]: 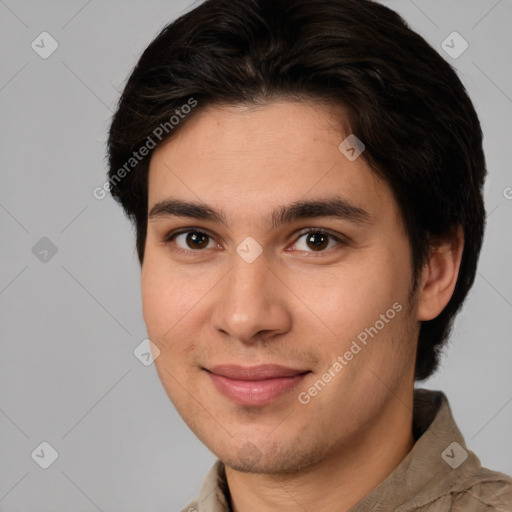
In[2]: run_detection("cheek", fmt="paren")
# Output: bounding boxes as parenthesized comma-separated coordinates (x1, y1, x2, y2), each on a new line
(141, 271, 169, 336)
(305, 261, 401, 325)
(140, 252, 216, 350)
(141, 253, 183, 342)
(303, 252, 411, 354)
(141, 262, 202, 395)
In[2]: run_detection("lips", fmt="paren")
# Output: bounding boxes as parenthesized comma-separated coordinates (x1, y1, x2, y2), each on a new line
(208, 364, 309, 380)
(205, 364, 310, 406)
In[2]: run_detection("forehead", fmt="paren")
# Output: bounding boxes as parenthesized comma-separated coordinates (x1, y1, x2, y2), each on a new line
(146, 101, 398, 228)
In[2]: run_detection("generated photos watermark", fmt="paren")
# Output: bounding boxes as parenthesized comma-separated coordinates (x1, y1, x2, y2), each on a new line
(93, 97, 198, 200)
(298, 301, 403, 404)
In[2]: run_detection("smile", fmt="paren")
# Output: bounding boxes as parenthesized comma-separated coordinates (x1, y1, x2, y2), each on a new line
(205, 364, 311, 406)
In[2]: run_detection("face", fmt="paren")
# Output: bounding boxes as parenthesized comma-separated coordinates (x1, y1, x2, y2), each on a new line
(141, 100, 420, 474)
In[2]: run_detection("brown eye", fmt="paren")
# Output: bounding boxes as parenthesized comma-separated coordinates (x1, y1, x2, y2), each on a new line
(293, 230, 345, 253)
(305, 232, 329, 251)
(172, 231, 216, 251)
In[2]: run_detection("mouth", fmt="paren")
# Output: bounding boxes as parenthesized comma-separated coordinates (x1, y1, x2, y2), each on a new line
(204, 364, 311, 406)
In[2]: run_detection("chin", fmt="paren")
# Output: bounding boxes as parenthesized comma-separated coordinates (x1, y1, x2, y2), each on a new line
(218, 437, 328, 475)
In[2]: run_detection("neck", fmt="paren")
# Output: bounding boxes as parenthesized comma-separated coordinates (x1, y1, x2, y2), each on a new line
(225, 390, 415, 512)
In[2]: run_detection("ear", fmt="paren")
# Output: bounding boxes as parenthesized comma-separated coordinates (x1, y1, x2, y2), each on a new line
(416, 226, 464, 322)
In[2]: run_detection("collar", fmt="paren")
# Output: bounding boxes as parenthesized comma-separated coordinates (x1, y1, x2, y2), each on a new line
(189, 388, 499, 512)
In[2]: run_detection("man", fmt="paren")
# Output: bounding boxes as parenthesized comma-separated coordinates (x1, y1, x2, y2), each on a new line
(106, 0, 512, 510)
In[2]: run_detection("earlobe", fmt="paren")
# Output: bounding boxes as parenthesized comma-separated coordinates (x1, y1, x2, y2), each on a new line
(416, 226, 464, 322)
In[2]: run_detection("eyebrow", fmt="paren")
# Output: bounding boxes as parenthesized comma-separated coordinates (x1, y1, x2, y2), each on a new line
(148, 196, 372, 230)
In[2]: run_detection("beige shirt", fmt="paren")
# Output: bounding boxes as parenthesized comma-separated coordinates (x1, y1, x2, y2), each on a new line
(182, 388, 512, 511)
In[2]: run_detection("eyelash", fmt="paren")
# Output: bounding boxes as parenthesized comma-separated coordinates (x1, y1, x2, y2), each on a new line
(163, 228, 348, 256)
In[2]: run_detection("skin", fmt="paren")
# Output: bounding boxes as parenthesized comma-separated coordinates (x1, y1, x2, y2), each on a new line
(141, 101, 464, 511)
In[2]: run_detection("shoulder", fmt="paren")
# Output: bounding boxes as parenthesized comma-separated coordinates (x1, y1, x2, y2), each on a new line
(414, 467, 512, 511)
(180, 501, 200, 512)
(178, 459, 231, 512)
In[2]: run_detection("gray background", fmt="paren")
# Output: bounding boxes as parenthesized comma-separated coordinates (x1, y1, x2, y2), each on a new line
(1, 0, 511, 510)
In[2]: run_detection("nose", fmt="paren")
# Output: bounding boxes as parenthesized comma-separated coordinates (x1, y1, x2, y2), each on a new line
(211, 250, 292, 345)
